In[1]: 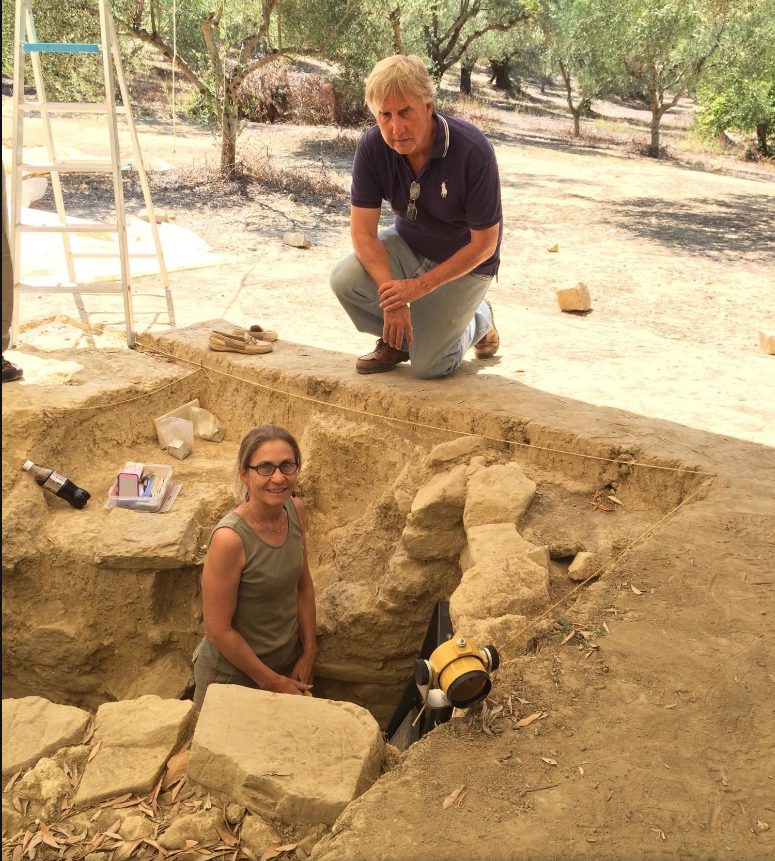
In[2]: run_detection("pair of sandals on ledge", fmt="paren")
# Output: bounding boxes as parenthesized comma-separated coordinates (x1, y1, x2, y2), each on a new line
(209, 325, 278, 354)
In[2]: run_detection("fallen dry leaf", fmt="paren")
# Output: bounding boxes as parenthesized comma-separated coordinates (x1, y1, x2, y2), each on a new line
(630, 584, 643, 595)
(37, 823, 61, 849)
(87, 740, 103, 763)
(98, 792, 132, 809)
(260, 843, 298, 861)
(4, 770, 22, 792)
(113, 839, 144, 861)
(455, 788, 468, 808)
(215, 821, 238, 848)
(560, 630, 576, 646)
(442, 784, 466, 809)
(607, 494, 625, 506)
(162, 749, 190, 791)
(516, 712, 542, 728)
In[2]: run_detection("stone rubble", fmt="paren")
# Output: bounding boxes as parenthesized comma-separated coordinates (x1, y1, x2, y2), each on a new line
(1, 688, 384, 858)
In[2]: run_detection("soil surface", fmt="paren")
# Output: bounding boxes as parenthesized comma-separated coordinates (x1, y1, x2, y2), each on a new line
(2, 71, 774, 861)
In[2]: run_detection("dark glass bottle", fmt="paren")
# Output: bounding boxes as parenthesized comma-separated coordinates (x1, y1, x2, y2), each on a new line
(22, 460, 91, 509)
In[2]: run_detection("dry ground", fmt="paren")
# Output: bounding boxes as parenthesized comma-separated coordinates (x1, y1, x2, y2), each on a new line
(2, 70, 774, 861)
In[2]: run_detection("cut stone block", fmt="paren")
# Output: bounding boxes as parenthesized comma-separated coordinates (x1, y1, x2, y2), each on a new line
(188, 685, 383, 825)
(450, 555, 550, 624)
(401, 522, 466, 561)
(567, 551, 599, 582)
(425, 435, 486, 468)
(759, 331, 775, 355)
(283, 232, 312, 248)
(2, 696, 91, 779)
(408, 464, 468, 529)
(465, 523, 535, 567)
(557, 282, 592, 312)
(138, 207, 173, 222)
(463, 462, 537, 529)
(75, 695, 196, 806)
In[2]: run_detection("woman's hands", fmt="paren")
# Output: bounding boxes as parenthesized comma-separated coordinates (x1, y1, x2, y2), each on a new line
(291, 651, 316, 686)
(266, 673, 313, 696)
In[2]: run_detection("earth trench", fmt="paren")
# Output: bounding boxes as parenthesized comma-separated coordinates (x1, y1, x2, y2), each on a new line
(1, 351, 704, 739)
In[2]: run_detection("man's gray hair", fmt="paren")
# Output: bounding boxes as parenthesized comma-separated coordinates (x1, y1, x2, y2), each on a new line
(365, 55, 435, 114)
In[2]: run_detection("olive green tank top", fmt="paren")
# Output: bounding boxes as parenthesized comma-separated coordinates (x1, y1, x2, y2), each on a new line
(200, 499, 303, 673)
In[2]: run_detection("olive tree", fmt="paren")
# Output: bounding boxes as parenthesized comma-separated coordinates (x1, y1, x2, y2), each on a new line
(696, 0, 775, 156)
(583, 0, 729, 157)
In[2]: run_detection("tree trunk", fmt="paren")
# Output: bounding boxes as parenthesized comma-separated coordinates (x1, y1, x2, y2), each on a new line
(221, 87, 239, 173)
(388, 7, 404, 55)
(488, 59, 513, 93)
(648, 103, 662, 158)
(756, 122, 770, 156)
(460, 63, 473, 95)
(558, 60, 580, 137)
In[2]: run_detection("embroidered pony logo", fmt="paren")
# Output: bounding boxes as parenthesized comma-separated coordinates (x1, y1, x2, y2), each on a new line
(440, 181, 448, 198)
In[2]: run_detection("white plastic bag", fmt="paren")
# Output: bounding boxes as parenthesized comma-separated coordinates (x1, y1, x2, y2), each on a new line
(155, 416, 194, 460)
(190, 407, 225, 442)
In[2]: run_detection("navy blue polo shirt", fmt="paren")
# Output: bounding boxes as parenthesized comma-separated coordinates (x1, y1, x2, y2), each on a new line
(350, 113, 502, 276)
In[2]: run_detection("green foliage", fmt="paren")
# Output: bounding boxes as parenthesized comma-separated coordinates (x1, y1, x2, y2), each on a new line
(695, 0, 775, 154)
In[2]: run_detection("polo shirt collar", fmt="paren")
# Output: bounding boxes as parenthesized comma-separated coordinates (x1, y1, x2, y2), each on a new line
(430, 113, 450, 160)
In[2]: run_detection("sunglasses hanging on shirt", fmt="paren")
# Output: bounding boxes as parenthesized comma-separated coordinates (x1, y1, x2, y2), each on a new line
(406, 181, 421, 221)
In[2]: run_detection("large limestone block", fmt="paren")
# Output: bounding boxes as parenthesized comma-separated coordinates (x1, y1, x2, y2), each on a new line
(2, 696, 91, 778)
(375, 547, 457, 611)
(463, 462, 537, 529)
(75, 695, 196, 806)
(450, 556, 550, 623)
(94, 502, 201, 569)
(401, 522, 465, 561)
(425, 435, 486, 468)
(465, 524, 535, 568)
(408, 464, 468, 529)
(188, 685, 383, 825)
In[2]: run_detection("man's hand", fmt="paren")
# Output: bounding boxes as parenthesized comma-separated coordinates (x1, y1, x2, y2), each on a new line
(383, 305, 413, 350)
(378, 277, 426, 312)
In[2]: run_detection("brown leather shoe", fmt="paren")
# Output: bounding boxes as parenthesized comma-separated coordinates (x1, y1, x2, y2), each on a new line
(474, 300, 499, 359)
(356, 339, 410, 374)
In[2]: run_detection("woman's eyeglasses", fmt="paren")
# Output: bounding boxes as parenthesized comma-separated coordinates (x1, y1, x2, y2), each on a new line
(246, 461, 299, 476)
(406, 181, 421, 221)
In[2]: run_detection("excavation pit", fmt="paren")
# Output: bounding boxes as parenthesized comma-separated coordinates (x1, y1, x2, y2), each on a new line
(1, 322, 710, 738)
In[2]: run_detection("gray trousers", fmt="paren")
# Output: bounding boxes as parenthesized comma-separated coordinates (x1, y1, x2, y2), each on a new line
(330, 229, 493, 379)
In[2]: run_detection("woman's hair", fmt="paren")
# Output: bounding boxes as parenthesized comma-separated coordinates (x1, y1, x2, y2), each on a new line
(364, 54, 435, 115)
(237, 424, 302, 475)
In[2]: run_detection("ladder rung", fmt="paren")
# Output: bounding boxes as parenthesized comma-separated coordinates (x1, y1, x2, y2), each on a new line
(17, 282, 126, 294)
(19, 102, 125, 115)
(23, 43, 101, 54)
(16, 224, 119, 233)
(18, 161, 133, 173)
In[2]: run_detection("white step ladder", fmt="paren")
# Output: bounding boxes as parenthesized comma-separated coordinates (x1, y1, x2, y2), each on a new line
(9, 0, 175, 348)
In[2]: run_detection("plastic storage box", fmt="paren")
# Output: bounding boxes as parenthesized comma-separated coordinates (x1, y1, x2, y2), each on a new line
(108, 463, 173, 513)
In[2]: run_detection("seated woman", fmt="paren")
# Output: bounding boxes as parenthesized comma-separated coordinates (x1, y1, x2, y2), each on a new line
(193, 424, 316, 708)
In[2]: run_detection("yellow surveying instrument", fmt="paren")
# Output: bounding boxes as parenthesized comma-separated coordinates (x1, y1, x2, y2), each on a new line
(414, 635, 499, 710)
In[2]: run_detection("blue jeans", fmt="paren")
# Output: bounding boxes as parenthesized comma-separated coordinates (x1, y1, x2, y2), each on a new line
(330, 229, 493, 379)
